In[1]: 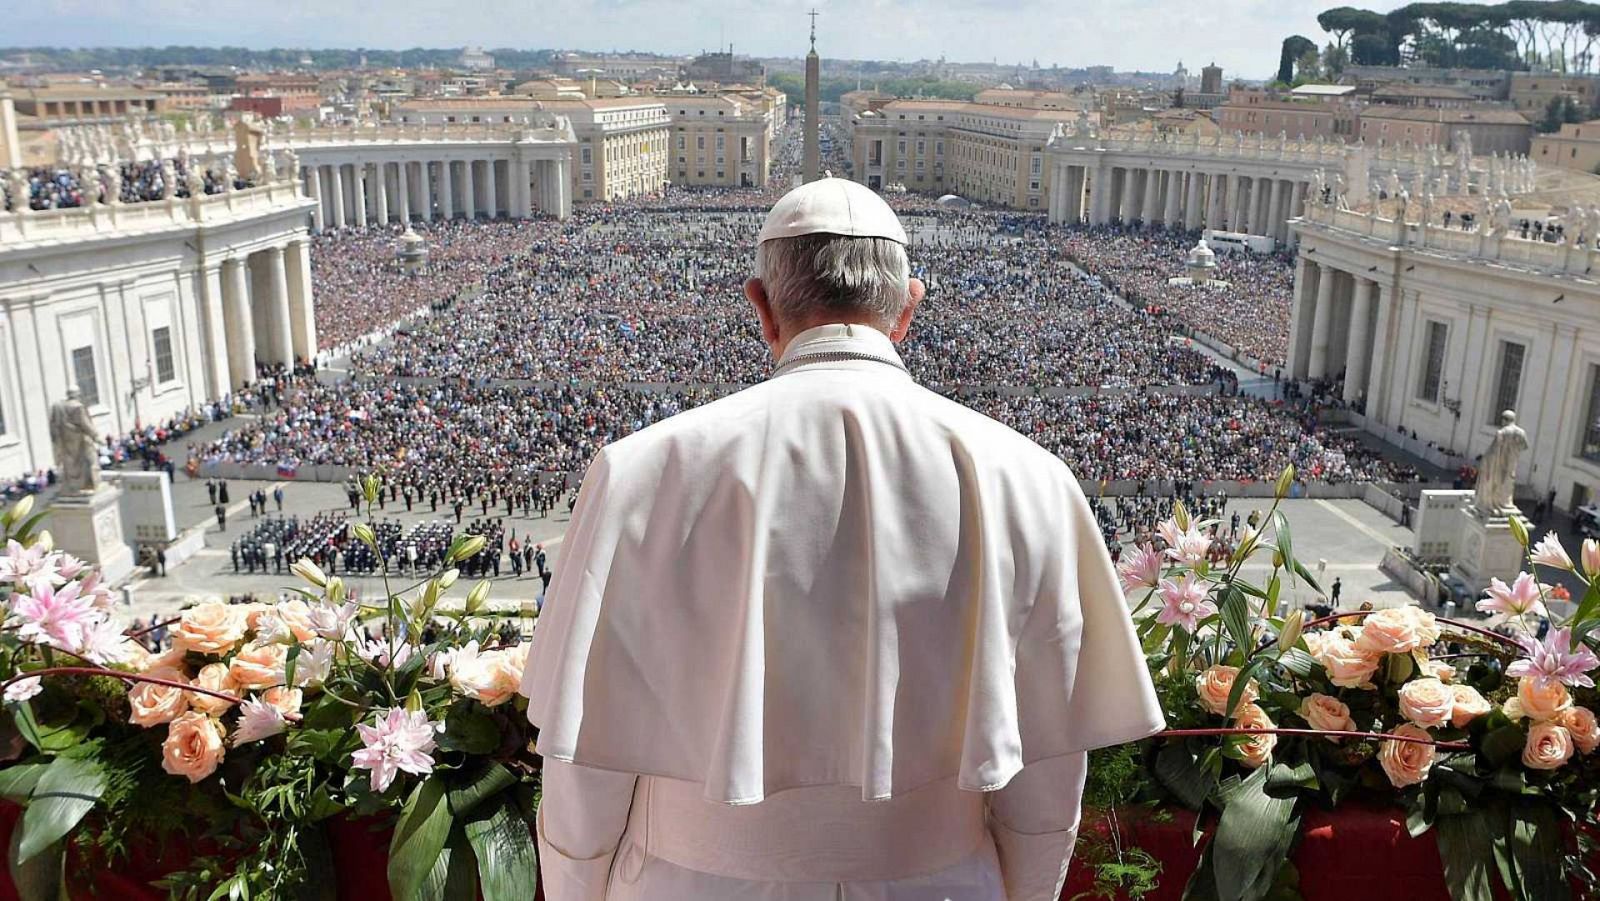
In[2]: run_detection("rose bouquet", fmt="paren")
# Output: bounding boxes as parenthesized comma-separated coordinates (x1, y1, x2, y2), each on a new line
(0, 477, 540, 900)
(1081, 467, 1599, 901)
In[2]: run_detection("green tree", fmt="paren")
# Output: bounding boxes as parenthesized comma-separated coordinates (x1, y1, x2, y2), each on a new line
(1278, 35, 1318, 84)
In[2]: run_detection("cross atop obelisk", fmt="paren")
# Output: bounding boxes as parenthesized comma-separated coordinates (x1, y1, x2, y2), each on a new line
(803, 8, 821, 183)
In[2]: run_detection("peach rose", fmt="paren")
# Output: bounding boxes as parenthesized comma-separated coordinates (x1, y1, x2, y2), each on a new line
(1354, 607, 1427, 655)
(1522, 721, 1575, 770)
(228, 643, 287, 691)
(1233, 703, 1277, 769)
(139, 644, 188, 673)
(171, 602, 246, 655)
(161, 711, 226, 783)
(1309, 633, 1382, 689)
(1401, 606, 1442, 646)
(1516, 677, 1572, 722)
(187, 662, 239, 716)
(1398, 678, 1455, 729)
(261, 686, 303, 717)
(271, 600, 318, 643)
(1450, 685, 1494, 729)
(1378, 723, 1436, 788)
(1195, 665, 1258, 716)
(1556, 707, 1600, 755)
(1426, 660, 1456, 683)
(128, 667, 190, 727)
(1298, 693, 1355, 740)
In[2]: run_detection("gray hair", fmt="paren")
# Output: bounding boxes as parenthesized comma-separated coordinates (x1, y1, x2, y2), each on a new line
(754, 234, 911, 328)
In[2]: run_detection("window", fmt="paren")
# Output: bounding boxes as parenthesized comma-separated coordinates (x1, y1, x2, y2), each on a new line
(71, 347, 99, 406)
(697, 136, 705, 150)
(1582, 365, 1600, 463)
(1418, 321, 1448, 403)
(677, 135, 685, 149)
(152, 327, 176, 384)
(581, 147, 592, 165)
(1491, 341, 1526, 423)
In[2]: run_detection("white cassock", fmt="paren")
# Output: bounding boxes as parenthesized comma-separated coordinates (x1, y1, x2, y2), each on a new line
(522, 324, 1166, 900)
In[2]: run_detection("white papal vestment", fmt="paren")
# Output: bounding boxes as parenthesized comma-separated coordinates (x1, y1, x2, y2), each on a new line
(522, 324, 1166, 900)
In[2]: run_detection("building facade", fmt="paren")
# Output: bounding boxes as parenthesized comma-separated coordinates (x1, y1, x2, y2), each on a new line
(664, 93, 779, 187)
(848, 99, 1076, 209)
(1532, 119, 1600, 172)
(1290, 200, 1600, 514)
(0, 166, 316, 479)
(1356, 106, 1532, 155)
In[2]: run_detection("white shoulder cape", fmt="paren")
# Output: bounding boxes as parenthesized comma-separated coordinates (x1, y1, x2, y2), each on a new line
(521, 364, 1165, 805)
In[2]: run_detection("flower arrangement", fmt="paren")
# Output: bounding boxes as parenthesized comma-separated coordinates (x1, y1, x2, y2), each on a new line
(0, 478, 540, 900)
(1082, 467, 1599, 901)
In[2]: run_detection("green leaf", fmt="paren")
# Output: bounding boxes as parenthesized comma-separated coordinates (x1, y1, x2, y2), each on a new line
(1226, 656, 1269, 718)
(1436, 812, 1496, 901)
(18, 756, 104, 863)
(1219, 585, 1252, 657)
(418, 827, 478, 901)
(1481, 725, 1526, 769)
(12, 704, 89, 755)
(1266, 760, 1318, 792)
(446, 761, 516, 818)
(6, 822, 60, 901)
(1292, 560, 1323, 596)
(284, 643, 301, 692)
(1210, 767, 1300, 901)
(1508, 801, 1568, 901)
(1273, 511, 1295, 580)
(438, 705, 499, 757)
(1571, 581, 1600, 629)
(1155, 741, 1214, 810)
(464, 797, 538, 901)
(1276, 647, 1320, 678)
(0, 762, 46, 803)
(389, 777, 455, 901)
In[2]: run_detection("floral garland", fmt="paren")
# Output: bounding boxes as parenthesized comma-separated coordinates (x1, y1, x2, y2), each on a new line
(1089, 467, 1600, 901)
(0, 479, 540, 900)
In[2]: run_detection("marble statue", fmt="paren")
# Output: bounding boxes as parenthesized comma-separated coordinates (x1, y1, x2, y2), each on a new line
(49, 388, 100, 495)
(285, 147, 300, 182)
(1475, 411, 1529, 513)
(160, 159, 177, 199)
(105, 164, 122, 203)
(1312, 169, 1327, 204)
(1586, 206, 1600, 247)
(183, 165, 203, 198)
(1385, 168, 1402, 199)
(1491, 195, 1513, 234)
(262, 148, 278, 181)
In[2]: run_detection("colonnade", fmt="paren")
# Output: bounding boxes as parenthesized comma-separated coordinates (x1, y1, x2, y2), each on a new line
(1050, 161, 1311, 245)
(301, 155, 571, 231)
(200, 238, 316, 393)
(1287, 258, 1392, 409)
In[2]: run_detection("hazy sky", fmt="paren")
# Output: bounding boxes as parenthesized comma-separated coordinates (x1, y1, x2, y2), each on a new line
(17, 0, 1388, 79)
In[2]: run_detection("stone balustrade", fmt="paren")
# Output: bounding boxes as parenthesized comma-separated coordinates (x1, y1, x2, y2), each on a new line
(1298, 200, 1598, 275)
(0, 172, 305, 246)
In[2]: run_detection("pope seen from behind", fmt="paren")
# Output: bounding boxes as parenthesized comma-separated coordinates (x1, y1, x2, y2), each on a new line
(520, 177, 1166, 900)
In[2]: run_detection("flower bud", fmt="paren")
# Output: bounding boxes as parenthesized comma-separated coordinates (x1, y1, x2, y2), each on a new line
(465, 580, 491, 614)
(1275, 465, 1295, 500)
(448, 535, 486, 564)
(1278, 609, 1304, 653)
(353, 523, 377, 551)
(1508, 515, 1529, 548)
(326, 576, 346, 605)
(436, 568, 459, 591)
(1172, 499, 1191, 531)
(5, 495, 34, 526)
(404, 688, 424, 714)
(361, 474, 380, 505)
(291, 558, 328, 588)
(33, 530, 52, 553)
(1584, 539, 1600, 579)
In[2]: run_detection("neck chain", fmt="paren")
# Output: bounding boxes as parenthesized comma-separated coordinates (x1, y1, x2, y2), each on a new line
(771, 349, 909, 378)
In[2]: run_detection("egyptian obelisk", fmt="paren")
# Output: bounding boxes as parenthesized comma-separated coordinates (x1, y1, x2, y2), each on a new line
(803, 9, 821, 183)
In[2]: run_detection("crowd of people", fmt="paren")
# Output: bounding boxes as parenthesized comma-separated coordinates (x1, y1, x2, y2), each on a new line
(6, 157, 247, 212)
(1060, 225, 1296, 368)
(183, 198, 1422, 499)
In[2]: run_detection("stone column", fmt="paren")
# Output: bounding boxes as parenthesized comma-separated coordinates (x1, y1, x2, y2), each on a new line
(329, 164, 346, 230)
(462, 159, 478, 220)
(487, 160, 501, 218)
(221, 257, 256, 388)
(1308, 265, 1337, 378)
(1288, 181, 1307, 245)
(1119, 168, 1138, 222)
(439, 161, 455, 219)
(373, 162, 389, 225)
(350, 164, 368, 228)
(1205, 174, 1223, 227)
(1268, 178, 1285, 242)
(554, 157, 571, 219)
(1171, 169, 1184, 227)
(1287, 257, 1313, 379)
(1366, 282, 1394, 424)
(1227, 175, 1244, 231)
(397, 160, 411, 223)
(198, 262, 231, 398)
(305, 169, 323, 232)
(1342, 277, 1377, 404)
(513, 159, 530, 217)
(285, 239, 317, 363)
(262, 246, 295, 367)
(414, 161, 430, 220)
(1141, 169, 1161, 223)
(1185, 171, 1204, 230)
